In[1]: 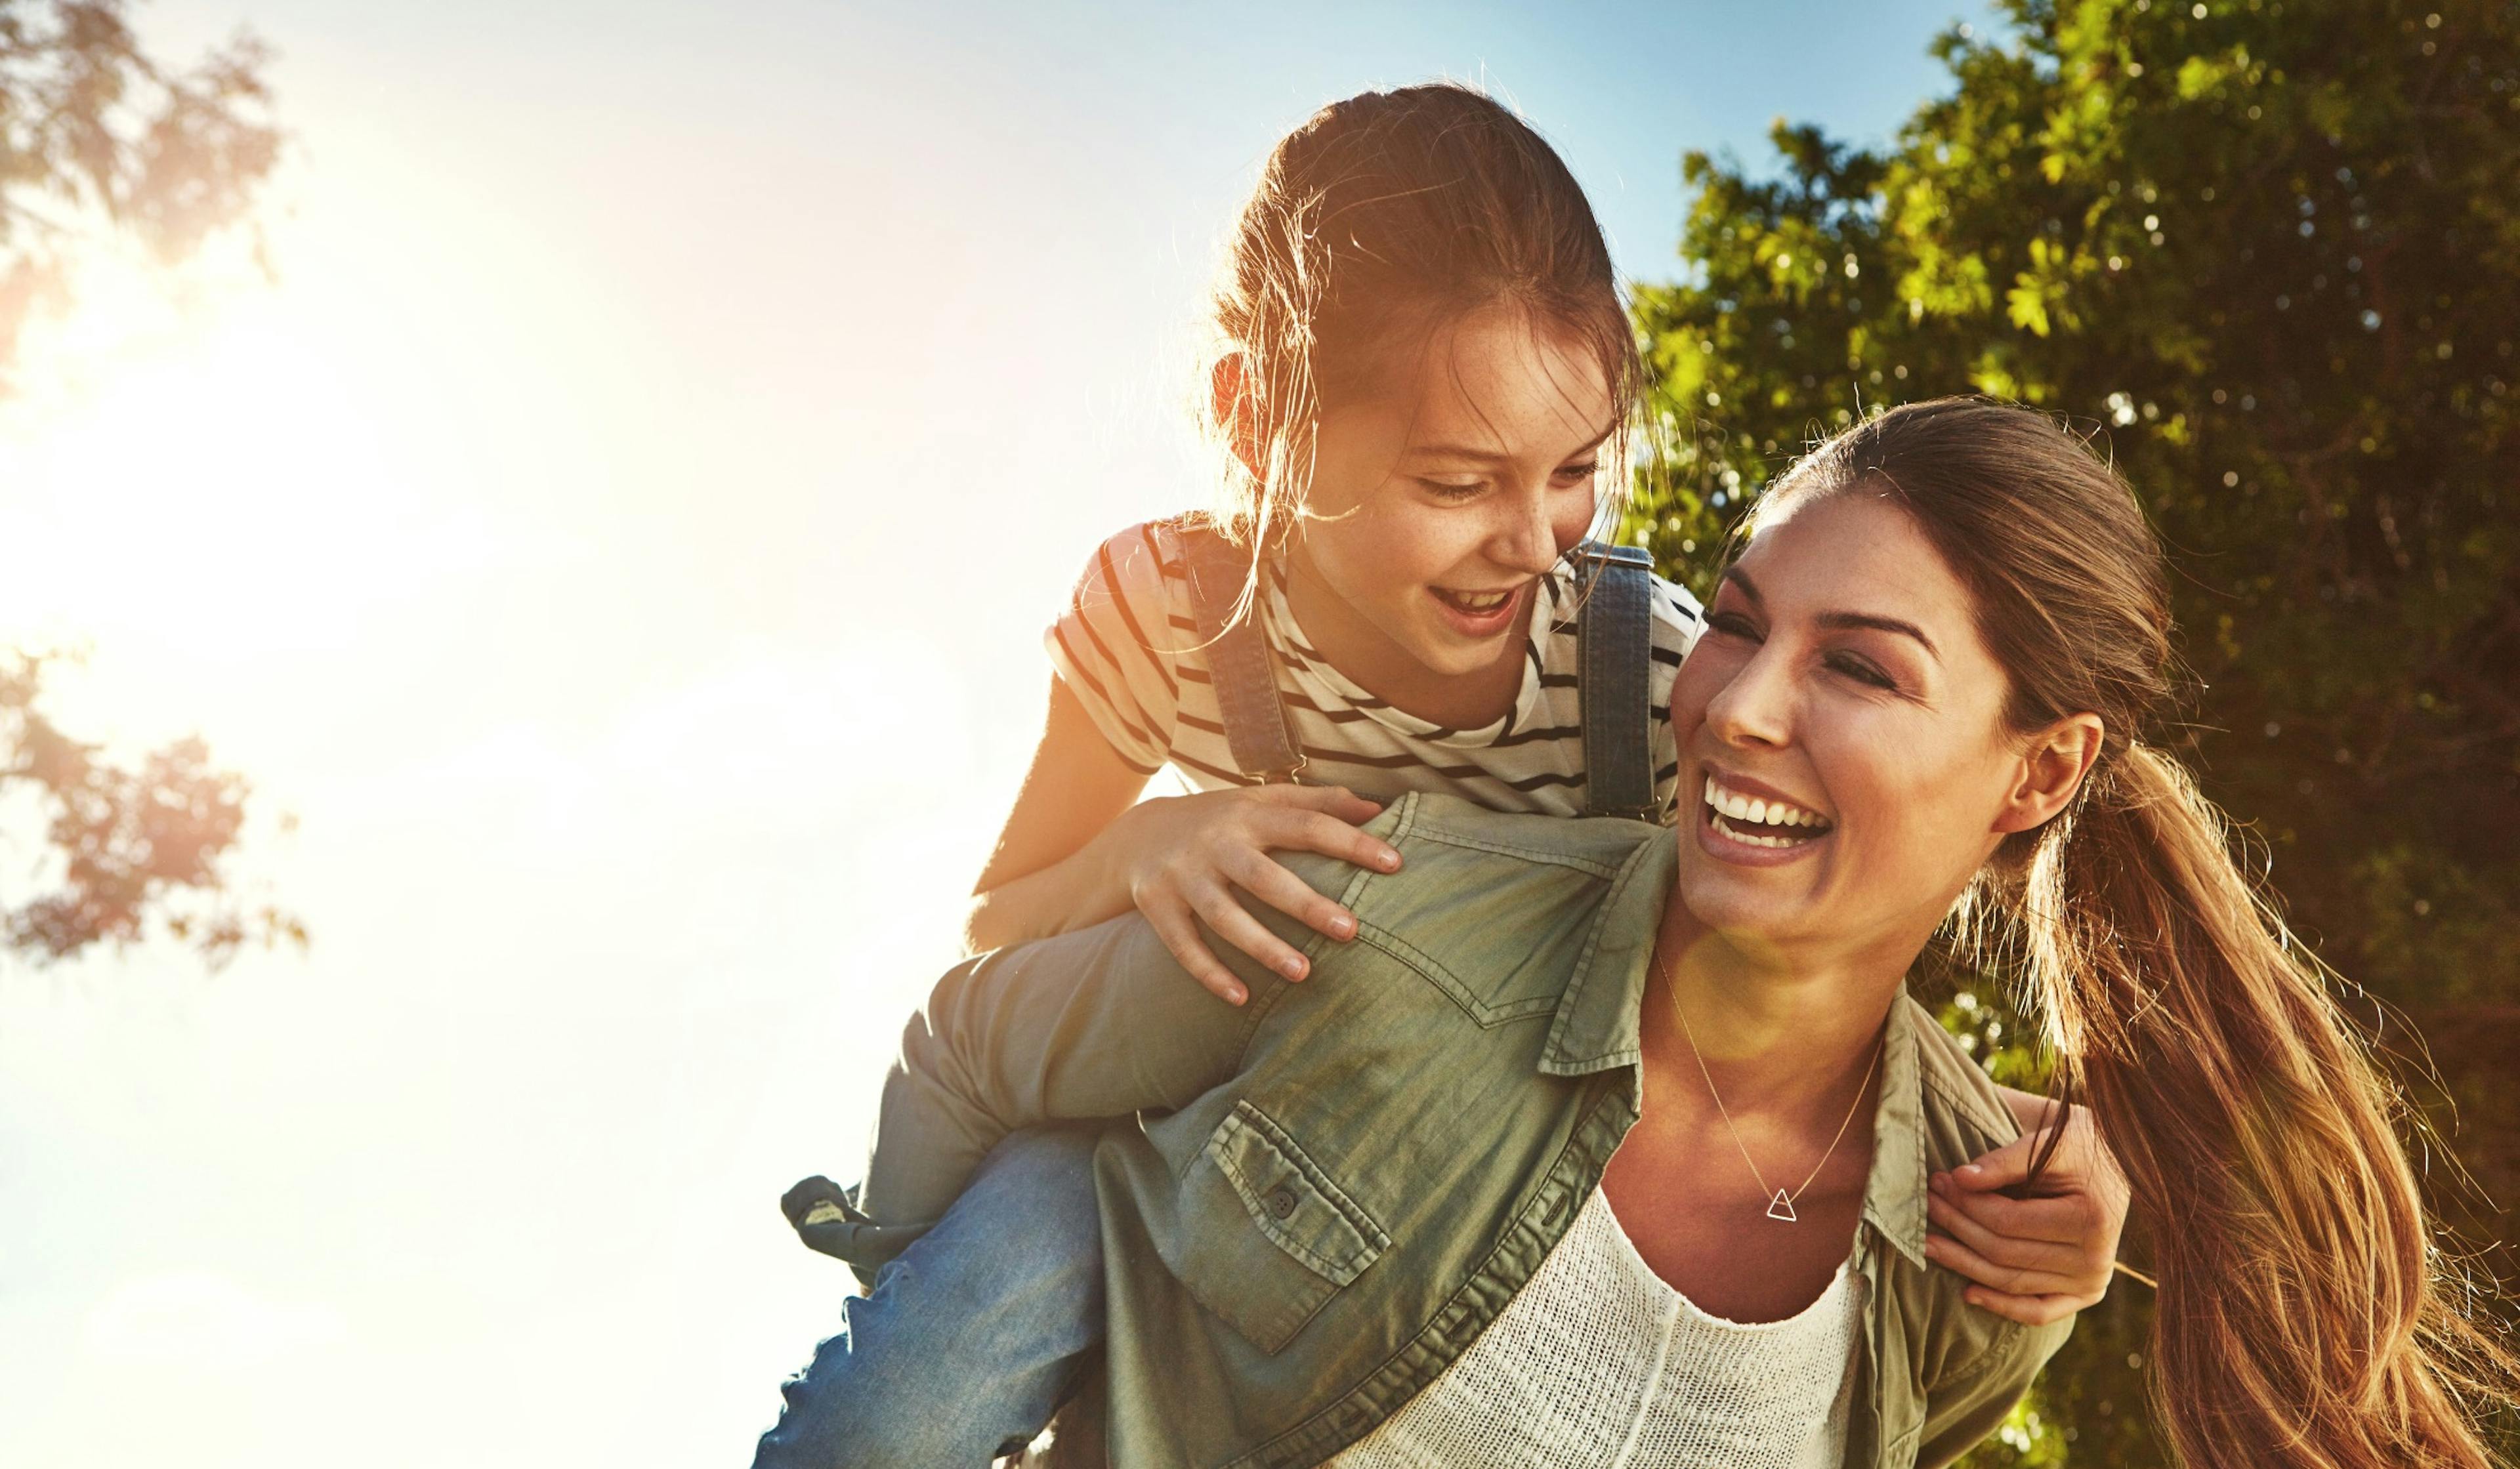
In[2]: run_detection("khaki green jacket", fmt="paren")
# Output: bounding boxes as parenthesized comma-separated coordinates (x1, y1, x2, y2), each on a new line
(834, 792, 2071, 1468)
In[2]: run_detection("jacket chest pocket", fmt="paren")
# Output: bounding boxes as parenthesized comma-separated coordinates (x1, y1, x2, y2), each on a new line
(1167, 1099, 1391, 1355)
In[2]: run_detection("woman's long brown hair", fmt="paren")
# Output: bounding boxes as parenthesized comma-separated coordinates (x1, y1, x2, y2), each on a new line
(1752, 398, 2517, 1467)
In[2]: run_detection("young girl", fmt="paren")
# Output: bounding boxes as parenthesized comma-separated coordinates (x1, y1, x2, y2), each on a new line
(756, 87, 2128, 1466)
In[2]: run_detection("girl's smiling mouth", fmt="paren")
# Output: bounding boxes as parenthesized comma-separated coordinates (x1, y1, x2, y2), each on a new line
(1698, 771, 1836, 862)
(1429, 581, 1528, 637)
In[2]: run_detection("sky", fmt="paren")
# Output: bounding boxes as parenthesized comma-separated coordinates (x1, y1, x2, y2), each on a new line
(0, 2, 1986, 1463)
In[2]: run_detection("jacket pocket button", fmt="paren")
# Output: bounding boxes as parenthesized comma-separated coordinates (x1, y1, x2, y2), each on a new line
(1267, 1186, 1299, 1220)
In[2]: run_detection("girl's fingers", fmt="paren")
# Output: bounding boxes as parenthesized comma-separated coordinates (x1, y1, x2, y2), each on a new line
(1139, 894, 1249, 1006)
(1268, 809, 1402, 873)
(1956, 1112, 2126, 1205)
(1225, 848, 1358, 941)
(1925, 1190, 2088, 1273)
(1959, 1288, 2086, 1327)
(1261, 783, 1385, 825)
(1925, 1195, 2090, 1283)
(1949, 1130, 2052, 1192)
(1185, 879, 1313, 985)
(1922, 1225, 2095, 1302)
(1930, 1175, 2093, 1245)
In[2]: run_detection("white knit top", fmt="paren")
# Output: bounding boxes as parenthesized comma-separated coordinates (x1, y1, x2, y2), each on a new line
(1330, 1189, 1863, 1469)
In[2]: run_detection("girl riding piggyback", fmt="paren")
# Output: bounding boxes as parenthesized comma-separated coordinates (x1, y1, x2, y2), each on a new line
(757, 83, 2128, 1467)
(984, 86, 1689, 1000)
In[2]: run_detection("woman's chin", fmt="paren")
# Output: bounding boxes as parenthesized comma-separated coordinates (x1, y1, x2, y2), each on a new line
(1671, 852, 1823, 944)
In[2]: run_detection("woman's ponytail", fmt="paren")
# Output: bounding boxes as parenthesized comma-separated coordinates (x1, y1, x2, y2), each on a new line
(1753, 398, 2517, 1467)
(2025, 743, 2508, 1468)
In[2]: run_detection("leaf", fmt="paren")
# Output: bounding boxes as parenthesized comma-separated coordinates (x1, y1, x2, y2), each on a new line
(2007, 279, 2054, 337)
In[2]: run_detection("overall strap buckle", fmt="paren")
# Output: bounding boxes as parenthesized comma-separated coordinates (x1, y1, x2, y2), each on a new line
(1572, 541, 1658, 820)
(1181, 522, 1308, 785)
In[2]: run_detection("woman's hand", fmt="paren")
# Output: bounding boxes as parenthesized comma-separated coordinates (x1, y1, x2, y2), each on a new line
(1923, 1101, 2132, 1325)
(1099, 784, 1401, 1005)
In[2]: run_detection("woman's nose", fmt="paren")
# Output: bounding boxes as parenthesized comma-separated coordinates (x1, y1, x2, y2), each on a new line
(1704, 645, 1794, 749)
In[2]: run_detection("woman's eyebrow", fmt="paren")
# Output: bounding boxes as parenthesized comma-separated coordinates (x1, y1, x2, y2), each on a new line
(1723, 568, 1941, 659)
(1816, 610, 1941, 660)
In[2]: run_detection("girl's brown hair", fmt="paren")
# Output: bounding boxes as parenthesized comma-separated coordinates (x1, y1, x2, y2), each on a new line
(1206, 83, 1639, 549)
(1752, 397, 2515, 1468)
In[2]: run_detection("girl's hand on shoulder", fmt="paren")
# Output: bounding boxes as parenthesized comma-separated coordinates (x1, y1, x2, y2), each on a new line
(1102, 785, 1400, 1006)
(1922, 1100, 2132, 1326)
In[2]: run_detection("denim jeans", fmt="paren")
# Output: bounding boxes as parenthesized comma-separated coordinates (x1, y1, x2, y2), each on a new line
(751, 1125, 1107, 1469)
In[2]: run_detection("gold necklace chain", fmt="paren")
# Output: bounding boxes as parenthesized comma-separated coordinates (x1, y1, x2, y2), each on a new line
(1654, 954, 1883, 1224)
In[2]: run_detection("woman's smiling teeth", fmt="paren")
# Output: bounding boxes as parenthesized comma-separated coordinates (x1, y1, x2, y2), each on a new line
(1702, 775, 1834, 849)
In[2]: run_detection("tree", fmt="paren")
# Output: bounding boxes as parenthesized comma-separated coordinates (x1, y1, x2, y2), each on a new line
(3, 0, 279, 379)
(2, 2, 292, 968)
(2, 652, 303, 965)
(1627, 0, 2519, 1460)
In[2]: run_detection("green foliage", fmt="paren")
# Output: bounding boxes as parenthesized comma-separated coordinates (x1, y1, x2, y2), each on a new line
(0, 653, 303, 966)
(0, 0, 280, 384)
(1629, 0, 2520, 1459)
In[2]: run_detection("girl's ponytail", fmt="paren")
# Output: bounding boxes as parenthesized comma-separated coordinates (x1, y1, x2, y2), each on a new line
(2028, 742, 2506, 1468)
(1752, 397, 2516, 1468)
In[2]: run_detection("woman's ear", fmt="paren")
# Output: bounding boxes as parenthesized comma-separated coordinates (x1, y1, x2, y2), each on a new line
(1209, 352, 1267, 486)
(1994, 713, 2105, 835)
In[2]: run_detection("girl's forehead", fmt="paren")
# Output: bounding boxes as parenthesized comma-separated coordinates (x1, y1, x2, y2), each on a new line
(1389, 309, 1613, 447)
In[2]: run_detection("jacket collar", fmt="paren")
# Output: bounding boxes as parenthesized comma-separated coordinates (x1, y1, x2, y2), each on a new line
(1534, 827, 1931, 1268)
(1861, 999, 1933, 1267)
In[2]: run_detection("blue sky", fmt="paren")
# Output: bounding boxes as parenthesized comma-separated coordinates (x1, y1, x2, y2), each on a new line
(0, 3, 1987, 1463)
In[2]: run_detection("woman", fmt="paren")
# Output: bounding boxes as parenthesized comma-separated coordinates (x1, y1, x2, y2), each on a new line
(820, 399, 2510, 1467)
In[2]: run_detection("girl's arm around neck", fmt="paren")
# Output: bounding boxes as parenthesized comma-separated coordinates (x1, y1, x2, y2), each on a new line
(966, 676, 1396, 1001)
(862, 896, 1303, 1235)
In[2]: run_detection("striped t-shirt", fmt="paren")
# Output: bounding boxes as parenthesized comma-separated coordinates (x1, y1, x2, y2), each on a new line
(1044, 517, 1704, 819)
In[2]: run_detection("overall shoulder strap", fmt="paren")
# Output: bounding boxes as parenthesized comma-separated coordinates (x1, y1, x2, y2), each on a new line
(1179, 521, 1307, 784)
(1572, 541, 1658, 820)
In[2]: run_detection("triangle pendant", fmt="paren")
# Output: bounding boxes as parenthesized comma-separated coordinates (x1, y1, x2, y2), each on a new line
(1766, 1190, 1799, 1222)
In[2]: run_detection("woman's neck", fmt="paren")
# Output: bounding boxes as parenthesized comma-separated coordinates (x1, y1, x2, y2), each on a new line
(1648, 894, 1910, 1115)
(1608, 873, 1907, 1319)
(1281, 540, 1527, 729)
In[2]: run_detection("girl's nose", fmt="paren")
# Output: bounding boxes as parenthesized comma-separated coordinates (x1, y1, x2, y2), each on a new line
(1490, 488, 1563, 574)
